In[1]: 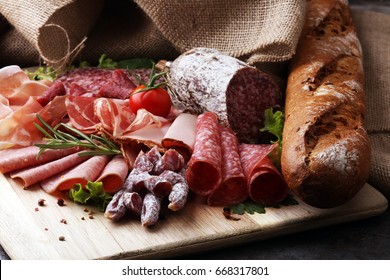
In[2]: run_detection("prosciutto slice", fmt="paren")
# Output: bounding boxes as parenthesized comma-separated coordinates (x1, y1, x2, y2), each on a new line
(10, 152, 90, 187)
(0, 145, 81, 174)
(95, 155, 129, 193)
(239, 143, 288, 205)
(65, 95, 99, 133)
(185, 112, 222, 196)
(207, 126, 247, 206)
(40, 155, 111, 193)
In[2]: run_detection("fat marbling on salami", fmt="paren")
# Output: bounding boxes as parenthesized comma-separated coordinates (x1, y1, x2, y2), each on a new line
(164, 47, 282, 143)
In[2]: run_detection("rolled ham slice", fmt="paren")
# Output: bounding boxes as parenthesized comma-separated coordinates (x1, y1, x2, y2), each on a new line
(161, 113, 197, 161)
(186, 112, 222, 196)
(239, 143, 288, 205)
(10, 153, 90, 187)
(95, 155, 129, 193)
(40, 155, 111, 194)
(0, 145, 81, 174)
(207, 126, 247, 206)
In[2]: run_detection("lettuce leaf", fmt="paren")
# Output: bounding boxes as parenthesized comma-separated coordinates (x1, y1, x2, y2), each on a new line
(68, 181, 112, 211)
(25, 66, 58, 81)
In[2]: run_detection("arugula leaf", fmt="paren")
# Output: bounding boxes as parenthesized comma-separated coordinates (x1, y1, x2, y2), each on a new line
(97, 54, 154, 70)
(68, 181, 112, 211)
(260, 108, 284, 147)
(25, 66, 57, 81)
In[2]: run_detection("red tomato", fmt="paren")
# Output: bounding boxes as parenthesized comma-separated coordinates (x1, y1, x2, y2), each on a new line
(129, 85, 172, 118)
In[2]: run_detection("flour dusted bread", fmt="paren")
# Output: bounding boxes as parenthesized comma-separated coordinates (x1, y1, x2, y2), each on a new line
(281, 0, 371, 208)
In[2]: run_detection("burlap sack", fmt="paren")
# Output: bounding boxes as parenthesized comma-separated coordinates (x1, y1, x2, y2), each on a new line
(0, 0, 306, 69)
(352, 9, 390, 197)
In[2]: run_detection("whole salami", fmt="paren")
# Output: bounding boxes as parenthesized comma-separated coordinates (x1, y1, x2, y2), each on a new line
(163, 47, 282, 143)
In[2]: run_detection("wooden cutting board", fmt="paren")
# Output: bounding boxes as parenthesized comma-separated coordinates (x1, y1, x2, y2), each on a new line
(0, 172, 387, 260)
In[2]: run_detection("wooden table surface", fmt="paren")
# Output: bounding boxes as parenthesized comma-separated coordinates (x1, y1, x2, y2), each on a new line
(1, 0, 390, 260)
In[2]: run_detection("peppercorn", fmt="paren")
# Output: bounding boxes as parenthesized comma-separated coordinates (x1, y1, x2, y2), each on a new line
(57, 198, 65, 206)
(37, 199, 46, 206)
(59, 236, 65, 241)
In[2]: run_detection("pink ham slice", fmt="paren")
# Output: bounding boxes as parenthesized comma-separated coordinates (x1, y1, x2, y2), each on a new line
(185, 112, 222, 196)
(161, 112, 197, 161)
(207, 126, 247, 206)
(0, 145, 81, 174)
(40, 155, 111, 194)
(239, 143, 288, 205)
(95, 155, 129, 193)
(10, 153, 90, 187)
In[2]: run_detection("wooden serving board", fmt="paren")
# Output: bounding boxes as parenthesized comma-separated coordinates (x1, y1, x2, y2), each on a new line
(0, 172, 387, 260)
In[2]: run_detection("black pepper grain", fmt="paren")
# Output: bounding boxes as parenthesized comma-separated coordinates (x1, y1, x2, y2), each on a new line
(59, 236, 65, 241)
(38, 199, 46, 206)
(57, 198, 65, 206)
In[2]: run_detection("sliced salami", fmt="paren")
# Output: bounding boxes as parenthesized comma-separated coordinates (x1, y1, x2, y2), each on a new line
(207, 126, 247, 206)
(164, 47, 282, 143)
(185, 112, 222, 196)
(40, 155, 111, 194)
(239, 143, 288, 205)
(0, 145, 81, 174)
(10, 152, 90, 187)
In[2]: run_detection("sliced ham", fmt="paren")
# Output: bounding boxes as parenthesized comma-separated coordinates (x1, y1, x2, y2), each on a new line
(40, 155, 111, 194)
(239, 143, 288, 205)
(161, 113, 197, 161)
(0, 65, 48, 106)
(185, 112, 222, 196)
(207, 126, 247, 206)
(0, 145, 81, 174)
(0, 97, 43, 149)
(95, 155, 129, 193)
(10, 152, 90, 187)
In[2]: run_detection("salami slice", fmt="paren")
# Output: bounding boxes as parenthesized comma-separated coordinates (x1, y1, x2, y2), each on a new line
(239, 143, 288, 205)
(207, 126, 247, 206)
(185, 112, 222, 196)
(10, 152, 90, 187)
(40, 155, 111, 193)
(0, 146, 81, 174)
(164, 47, 282, 143)
(95, 155, 129, 193)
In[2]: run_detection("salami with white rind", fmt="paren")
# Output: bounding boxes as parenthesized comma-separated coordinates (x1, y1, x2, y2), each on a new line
(165, 47, 282, 143)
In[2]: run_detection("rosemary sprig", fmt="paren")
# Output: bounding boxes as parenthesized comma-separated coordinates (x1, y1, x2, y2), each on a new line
(34, 114, 121, 158)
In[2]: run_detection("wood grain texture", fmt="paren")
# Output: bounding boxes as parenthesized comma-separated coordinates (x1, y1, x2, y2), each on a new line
(0, 173, 387, 260)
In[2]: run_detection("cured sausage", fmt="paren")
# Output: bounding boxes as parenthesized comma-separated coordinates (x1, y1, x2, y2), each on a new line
(207, 126, 247, 206)
(185, 112, 222, 196)
(239, 143, 288, 205)
(163, 47, 282, 143)
(141, 192, 162, 227)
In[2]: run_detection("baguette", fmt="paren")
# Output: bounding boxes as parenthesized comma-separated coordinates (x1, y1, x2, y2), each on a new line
(281, 0, 371, 208)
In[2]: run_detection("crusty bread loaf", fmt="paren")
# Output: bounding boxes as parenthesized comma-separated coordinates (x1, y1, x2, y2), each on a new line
(281, 0, 371, 208)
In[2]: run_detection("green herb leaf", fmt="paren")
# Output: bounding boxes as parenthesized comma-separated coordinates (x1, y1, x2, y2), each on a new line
(68, 181, 112, 211)
(227, 195, 299, 216)
(97, 54, 154, 70)
(97, 54, 119, 69)
(34, 114, 121, 158)
(230, 201, 266, 215)
(260, 108, 284, 147)
(25, 66, 57, 81)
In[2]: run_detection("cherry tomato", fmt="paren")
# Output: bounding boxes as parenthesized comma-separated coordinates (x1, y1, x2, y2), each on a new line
(129, 85, 172, 118)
